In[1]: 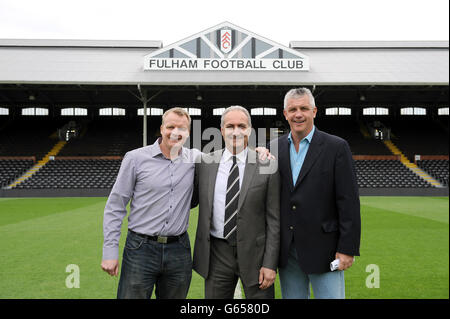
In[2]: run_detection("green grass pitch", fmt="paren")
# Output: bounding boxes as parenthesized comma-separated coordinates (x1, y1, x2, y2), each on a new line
(0, 196, 448, 299)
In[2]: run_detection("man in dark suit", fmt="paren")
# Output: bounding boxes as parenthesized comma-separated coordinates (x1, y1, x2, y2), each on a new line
(270, 88, 361, 299)
(193, 106, 280, 299)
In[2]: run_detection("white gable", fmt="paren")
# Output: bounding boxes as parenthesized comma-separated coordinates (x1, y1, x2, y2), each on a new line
(144, 22, 309, 71)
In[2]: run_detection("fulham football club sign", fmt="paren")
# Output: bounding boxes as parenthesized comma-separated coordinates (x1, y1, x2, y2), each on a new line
(143, 22, 309, 71)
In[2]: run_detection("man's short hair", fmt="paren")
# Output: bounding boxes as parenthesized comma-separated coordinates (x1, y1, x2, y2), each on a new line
(284, 88, 316, 109)
(220, 105, 252, 128)
(162, 107, 191, 129)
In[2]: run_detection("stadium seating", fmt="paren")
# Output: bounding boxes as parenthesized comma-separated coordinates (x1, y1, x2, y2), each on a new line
(14, 159, 121, 189)
(0, 159, 34, 188)
(1, 116, 448, 191)
(417, 160, 449, 187)
(10, 158, 436, 189)
(355, 160, 432, 188)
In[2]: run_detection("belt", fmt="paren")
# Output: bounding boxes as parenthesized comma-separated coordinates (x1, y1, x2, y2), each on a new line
(129, 229, 185, 244)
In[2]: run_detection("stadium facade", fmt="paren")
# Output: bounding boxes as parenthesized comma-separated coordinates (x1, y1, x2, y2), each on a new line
(0, 22, 448, 197)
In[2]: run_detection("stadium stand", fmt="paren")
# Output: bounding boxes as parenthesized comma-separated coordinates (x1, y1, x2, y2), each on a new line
(355, 159, 431, 188)
(0, 114, 448, 192)
(384, 118, 449, 161)
(0, 158, 35, 188)
(58, 119, 145, 156)
(0, 118, 64, 160)
(314, 118, 391, 155)
(1, 117, 162, 190)
(14, 158, 121, 189)
(417, 159, 449, 187)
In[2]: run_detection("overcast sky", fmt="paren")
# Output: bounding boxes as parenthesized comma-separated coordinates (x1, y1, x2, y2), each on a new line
(0, 0, 448, 46)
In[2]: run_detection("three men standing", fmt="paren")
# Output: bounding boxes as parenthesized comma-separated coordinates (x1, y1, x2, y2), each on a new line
(101, 88, 361, 299)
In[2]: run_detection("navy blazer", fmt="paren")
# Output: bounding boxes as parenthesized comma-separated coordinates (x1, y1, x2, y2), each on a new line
(269, 128, 361, 274)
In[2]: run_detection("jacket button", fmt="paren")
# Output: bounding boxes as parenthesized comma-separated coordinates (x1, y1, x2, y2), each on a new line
(292, 205, 296, 211)
(289, 226, 294, 230)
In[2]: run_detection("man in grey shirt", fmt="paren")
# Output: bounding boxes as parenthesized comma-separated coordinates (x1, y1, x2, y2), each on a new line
(101, 107, 200, 299)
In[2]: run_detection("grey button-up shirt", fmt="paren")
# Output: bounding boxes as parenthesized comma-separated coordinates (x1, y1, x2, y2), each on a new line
(102, 139, 201, 260)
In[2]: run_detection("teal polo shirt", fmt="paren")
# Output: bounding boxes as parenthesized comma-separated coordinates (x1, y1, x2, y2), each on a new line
(288, 126, 315, 186)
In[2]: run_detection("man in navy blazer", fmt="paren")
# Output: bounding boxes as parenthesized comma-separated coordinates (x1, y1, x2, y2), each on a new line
(269, 88, 361, 299)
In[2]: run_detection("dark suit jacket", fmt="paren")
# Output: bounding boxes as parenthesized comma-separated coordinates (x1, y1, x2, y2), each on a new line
(192, 148, 280, 287)
(269, 128, 361, 274)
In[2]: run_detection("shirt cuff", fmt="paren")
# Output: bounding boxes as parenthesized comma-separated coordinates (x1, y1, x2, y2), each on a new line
(102, 246, 119, 261)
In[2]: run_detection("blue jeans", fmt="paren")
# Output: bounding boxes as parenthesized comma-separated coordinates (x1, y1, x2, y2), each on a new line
(279, 245, 345, 299)
(117, 230, 192, 299)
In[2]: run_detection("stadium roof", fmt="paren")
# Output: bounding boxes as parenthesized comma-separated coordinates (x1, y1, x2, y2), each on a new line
(0, 39, 162, 49)
(0, 22, 448, 86)
(289, 41, 449, 49)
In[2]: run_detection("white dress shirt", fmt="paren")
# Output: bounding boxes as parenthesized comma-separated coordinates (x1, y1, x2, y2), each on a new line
(211, 147, 248, 239)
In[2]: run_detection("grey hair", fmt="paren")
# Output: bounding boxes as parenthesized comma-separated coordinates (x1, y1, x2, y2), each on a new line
(220, 105, 252, 128)
(283, 87, 316, 109)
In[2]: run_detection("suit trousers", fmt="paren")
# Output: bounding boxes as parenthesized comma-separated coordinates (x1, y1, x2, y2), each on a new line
(205, 236, 274, 299)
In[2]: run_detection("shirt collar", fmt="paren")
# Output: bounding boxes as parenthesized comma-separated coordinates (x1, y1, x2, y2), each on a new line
(288, 125, 315, 145)
(150, 138, 163, 157)
(222, 147, 248, 164)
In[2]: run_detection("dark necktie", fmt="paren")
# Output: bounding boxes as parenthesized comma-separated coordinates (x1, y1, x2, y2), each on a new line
(223, 156, 240, 245)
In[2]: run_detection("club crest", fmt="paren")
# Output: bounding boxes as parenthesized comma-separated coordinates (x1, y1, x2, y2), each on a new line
(220, 29, 232, 53)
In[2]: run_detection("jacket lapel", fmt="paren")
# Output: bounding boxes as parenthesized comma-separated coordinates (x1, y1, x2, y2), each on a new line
(206, 150, 222, 213)
(278, 134, 294, 192)
(293, 129, 324, 190)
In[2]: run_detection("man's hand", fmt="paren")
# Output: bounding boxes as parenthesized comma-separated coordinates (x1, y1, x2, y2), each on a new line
(335, 252, 354, 271)
(101, 259, 119, 276)
(255, 147, 276, 161)
(258, 267, 276, 290)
